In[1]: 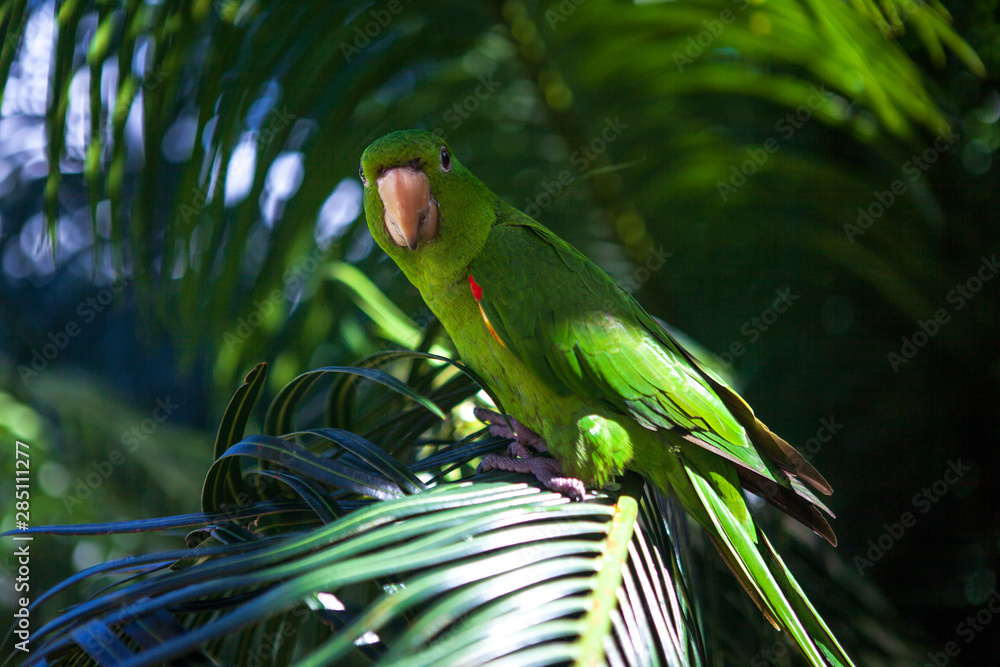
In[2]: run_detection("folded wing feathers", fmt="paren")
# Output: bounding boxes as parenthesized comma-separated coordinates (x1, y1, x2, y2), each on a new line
(483, 221, 837, 540)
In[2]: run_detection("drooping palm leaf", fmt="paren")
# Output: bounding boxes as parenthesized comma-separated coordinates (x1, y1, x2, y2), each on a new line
(0, 0, 984, 397)
(1, 3, 990, 663)
(3, 354, 707, 666)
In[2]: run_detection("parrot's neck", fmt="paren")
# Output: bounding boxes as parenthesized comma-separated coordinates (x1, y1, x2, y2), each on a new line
(417, 271, 480, 339)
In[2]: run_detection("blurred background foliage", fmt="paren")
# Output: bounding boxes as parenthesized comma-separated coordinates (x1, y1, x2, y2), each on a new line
(0, 0, 997, 663)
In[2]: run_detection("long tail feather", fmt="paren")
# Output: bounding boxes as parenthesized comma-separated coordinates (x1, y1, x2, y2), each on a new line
(737, 469, 837, 546)
(759, 532, 854, 667)
(653, 454, 855, 667)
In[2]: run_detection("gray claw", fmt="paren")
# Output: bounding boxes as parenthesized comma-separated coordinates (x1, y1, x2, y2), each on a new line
(473, 408, 548, 452)
(478, 431, 586, 501)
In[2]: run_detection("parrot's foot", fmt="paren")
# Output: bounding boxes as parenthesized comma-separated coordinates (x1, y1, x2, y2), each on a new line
(473, 408, 547, 453)
(474, 408, 586, 501)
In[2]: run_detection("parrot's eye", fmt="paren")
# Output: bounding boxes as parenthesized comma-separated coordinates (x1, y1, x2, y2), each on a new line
(359, 164, 368, 187)
(439, 146, 451, 172)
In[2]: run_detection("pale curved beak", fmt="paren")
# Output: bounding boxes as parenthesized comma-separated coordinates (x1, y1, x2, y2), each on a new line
(377, 167, 440, 250)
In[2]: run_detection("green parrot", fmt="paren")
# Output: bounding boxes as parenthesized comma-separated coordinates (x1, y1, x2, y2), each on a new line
(360, 129, 853, 666)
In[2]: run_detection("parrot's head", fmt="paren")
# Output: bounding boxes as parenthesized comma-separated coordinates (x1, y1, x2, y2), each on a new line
(360, 130, 495, 284)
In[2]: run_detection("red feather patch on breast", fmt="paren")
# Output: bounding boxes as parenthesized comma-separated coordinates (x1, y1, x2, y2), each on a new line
(468, 274, 505, 348)
(468, 275, 483, 302)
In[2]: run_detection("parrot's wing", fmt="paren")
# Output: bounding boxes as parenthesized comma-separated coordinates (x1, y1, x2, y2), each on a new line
(471, 223, 747, 443)
(644, 314, 833, 498)
(470, 219, 835, 542)
(647, 319, 835, 497)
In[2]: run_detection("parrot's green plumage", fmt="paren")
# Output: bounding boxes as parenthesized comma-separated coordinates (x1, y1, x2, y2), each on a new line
(361, 129, 854, 666)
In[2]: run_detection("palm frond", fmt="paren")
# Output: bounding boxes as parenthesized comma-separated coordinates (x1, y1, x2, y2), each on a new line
(3, 354, 706, 666)
(0, 0, 984, 396)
